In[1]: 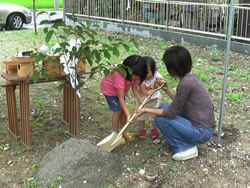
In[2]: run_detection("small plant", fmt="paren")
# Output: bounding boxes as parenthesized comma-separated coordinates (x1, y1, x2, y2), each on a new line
(31, 162, 39, 169)
(23, 182, 29, 188)
(49, 183, 56, 188)
(210, 66, 218, 73)
(229, 64, 236, 71)
(169, 161, 179, 172)
(43, 118, 50, 125)
(195, 71, 208, 82)
(227, 92, 244, 103)
(232, 83, 241, 90)
(37, 98, 45, 109)
(234, 70, 250, 81)
(210, 48, 221, 61)
(206, 85, 213, 92)
(201, 52, 206, 60)
(30, 178, 38, 188)
(145, 147, 153, 157)
(57, 175, 63, 184)
(145, 121, 152, 129)
(160, 43, 170, 50)
(135, 161, 141, 168)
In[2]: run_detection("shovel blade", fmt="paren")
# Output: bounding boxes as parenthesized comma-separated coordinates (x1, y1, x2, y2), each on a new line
(107, 135, 124, 152)
(97, 132, 123, 152)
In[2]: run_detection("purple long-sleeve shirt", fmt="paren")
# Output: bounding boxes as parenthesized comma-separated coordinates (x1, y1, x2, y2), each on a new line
(163, 73, 216, 128)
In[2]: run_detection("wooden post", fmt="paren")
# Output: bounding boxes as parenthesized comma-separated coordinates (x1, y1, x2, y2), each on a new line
(66, 83, 80, 137)
(63, 81, 70, 125)
(6, 86, 19, 137)
(19, 81, 30, 146)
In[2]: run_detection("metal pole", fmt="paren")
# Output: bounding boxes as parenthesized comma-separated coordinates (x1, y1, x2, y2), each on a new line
(54, 0, 59, 10)
(216, 0, 235, 145)
(121, 0, 124, 22)
(63, 0, 66, 22)
(166, 2, 169, 30)
(32, 0, 37, 34)
(87, 0, 90, 19)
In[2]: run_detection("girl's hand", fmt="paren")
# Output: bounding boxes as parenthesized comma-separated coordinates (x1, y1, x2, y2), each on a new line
(147, 89, 154, 96)
(140, 96, 146, 104)
(126, 113, 131, 122)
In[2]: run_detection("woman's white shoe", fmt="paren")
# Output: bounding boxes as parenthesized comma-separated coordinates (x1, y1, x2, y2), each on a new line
(172, 146, 198, 161)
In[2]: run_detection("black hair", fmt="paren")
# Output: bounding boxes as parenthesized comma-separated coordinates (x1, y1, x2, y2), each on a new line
(142, 56, 156, 76)
(162, 45, 192, 78)
(122, 55, 147, 83)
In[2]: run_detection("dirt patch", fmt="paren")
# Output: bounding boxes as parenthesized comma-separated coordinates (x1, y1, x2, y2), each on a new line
(36, 138, 123, 187)
(0, 29, 249, 187)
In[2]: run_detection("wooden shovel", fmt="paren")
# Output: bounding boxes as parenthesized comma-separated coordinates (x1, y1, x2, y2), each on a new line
(97, 83, 165, 152)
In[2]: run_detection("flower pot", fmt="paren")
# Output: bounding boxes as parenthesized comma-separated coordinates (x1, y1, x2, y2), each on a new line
(17, 62, 34, 78)
(12, 53, 35, 78)
(43, 56, 61, 75)
(2, 61, 17, 74)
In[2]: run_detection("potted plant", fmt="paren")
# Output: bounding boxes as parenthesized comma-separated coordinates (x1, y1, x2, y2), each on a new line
(31, 11, 139, 92)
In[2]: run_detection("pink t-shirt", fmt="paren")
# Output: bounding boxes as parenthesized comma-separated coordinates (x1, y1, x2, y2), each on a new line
(101, 71, 140, 97)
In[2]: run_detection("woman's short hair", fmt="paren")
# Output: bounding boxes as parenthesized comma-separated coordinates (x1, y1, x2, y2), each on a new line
(142, 56, 156, 76)
(162, 46, 192, 78)
(123, 55, 147, 83)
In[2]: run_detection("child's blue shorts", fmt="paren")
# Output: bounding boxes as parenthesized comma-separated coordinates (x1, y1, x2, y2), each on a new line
(104, 95, 123, 112)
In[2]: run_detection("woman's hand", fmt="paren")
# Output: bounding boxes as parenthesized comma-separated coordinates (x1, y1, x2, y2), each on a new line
(135, 108, 146, 119)
(155, 78, 168, 91)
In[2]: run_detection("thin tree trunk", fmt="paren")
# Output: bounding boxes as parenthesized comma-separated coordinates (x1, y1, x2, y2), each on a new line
(33, 0, 37, 35)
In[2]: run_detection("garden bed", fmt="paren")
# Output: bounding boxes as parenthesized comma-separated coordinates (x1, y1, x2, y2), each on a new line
(0, 29, 249, 187)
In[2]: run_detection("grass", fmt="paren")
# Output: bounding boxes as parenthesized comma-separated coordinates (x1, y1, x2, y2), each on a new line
(210, 48, 222, 61)
(0, 0, 63, 9)
(227, 92, 244, 102)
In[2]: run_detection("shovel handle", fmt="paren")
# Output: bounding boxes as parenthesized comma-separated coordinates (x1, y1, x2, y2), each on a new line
(117, 83, 165, 138)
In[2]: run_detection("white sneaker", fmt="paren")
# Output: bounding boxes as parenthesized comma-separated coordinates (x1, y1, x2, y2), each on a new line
(172, 146, 198, 161)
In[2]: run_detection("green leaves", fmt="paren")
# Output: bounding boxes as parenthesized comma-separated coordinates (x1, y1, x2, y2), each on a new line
(37, 11, 47, 17)
(130, 39, 139, 49)
(86, 20, 91, 27)
(45, 30, 54, 43)
(49, 12, 57, 17)
(40, 20, 50, 25)
(112, 47, 120, 57)
(123, 43, 130, 51)
(35, 53, 44, 63)
(117, 64, 127, 77)
(52, 22, 66, 29)
(31, 11, 140, 91)
(103, 50, 111, 59)
(32, 71, 40, 83)
(104, 69, 110, 76)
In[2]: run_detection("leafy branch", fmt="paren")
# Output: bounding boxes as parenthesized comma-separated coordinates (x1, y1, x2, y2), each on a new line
(31, 11, 139, 94)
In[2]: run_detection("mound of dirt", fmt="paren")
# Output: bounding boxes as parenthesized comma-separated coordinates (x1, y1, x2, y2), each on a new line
(36, 138, 123, 187)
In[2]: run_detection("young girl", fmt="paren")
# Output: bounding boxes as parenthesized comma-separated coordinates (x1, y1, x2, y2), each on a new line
(137, 56, 163, 140)
(136, 46, 215, 160)
(101, 55, 147, 142)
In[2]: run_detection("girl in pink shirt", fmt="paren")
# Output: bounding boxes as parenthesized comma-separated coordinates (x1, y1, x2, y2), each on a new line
(101, 55, 147, 141)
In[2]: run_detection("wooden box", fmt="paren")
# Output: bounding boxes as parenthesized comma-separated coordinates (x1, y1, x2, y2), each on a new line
(43, 56, 62, 75)
(2, 61, 17, 74)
